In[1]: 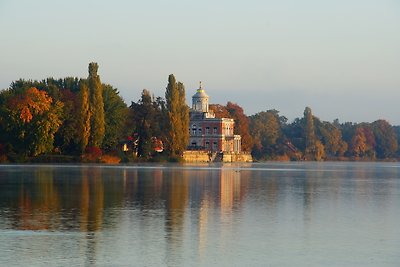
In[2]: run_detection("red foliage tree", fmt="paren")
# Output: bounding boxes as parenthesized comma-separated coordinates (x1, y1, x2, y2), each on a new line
(226, 102, 253, 152)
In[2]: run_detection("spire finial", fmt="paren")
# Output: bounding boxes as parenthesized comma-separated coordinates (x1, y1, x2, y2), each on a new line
(199, 81, 202, 90)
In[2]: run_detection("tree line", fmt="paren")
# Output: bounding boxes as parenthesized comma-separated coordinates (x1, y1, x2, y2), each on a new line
(0, 63, 188, 162)
(207, 104, 399, 161)
(0, 63, 399, 162)
(247, 107, 399, 161)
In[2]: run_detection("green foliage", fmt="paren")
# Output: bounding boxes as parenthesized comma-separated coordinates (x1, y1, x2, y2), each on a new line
(318, 121, 347, 157)
(250, 110, 281, 159)
(133, 89, 155, 158)
(88, 62, 105, 148)
(1, 65, 400, 162)
(0, 65, 126, 157)
(283, 117, 305, 152)
(371, 120, 398, 159)
(178, 81, 190, 152)
(165, 74, 189, 157)
(102, 84, 129, 151)
(130, 89, 168, 159)
(78, 79, 91, 153)
(303, 107, 316, 158)
(54, 89, 80, 154)
(1, 87, 64, 156)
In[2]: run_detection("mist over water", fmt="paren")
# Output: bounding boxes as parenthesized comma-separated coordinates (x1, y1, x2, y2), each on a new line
(0, 162, 399, 266)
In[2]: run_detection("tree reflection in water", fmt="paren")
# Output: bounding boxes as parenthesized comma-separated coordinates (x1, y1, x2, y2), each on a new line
(0, 163, 398, 266)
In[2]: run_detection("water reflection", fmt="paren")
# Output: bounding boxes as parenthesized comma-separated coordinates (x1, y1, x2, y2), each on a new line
(0, 163, 399, 266)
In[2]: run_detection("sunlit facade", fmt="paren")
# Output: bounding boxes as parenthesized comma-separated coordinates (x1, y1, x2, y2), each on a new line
(188, 83, 241, 153)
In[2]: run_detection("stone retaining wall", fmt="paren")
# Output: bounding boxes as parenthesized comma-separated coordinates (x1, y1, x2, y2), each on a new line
(182, 151, 210, 162)
(222, 152, 253, 162)
(183, 151, 253, 163)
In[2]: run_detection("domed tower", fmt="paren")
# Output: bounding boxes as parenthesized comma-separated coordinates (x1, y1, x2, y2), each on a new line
(192, 81, 209, 113)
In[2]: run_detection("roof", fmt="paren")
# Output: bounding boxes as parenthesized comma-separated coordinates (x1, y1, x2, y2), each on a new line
(192, 81, 209, 98)
(192, 88, 209, 99)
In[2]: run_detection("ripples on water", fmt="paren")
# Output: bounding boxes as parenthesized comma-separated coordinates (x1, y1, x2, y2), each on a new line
(0, 162, 399, 266)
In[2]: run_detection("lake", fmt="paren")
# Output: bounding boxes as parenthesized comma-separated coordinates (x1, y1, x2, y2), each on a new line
(0, 162, 399, 266)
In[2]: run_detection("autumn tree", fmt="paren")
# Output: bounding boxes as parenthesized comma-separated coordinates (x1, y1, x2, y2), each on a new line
(318, 121, 347, 158)
(360, 125, 376, 159)
(77, 80, 91, 152)
(350, 127, 367, 158)
(2, 78, 82, 155)
(165, 74, 189, 157)
(3, 87, 63, 156)
(371, 120, 398, 159)
(226, 102, 253, 152)
(209, 104, 230, 118)
(283, 117, 305, 153)
(303, 107, 323, 160)
(249, 110, 282, 159)
(88, 62, 105, 148)
(129, 90, 168, 159)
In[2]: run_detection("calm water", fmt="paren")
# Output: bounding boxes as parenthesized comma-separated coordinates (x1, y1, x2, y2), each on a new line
(0, 162, 399, 267)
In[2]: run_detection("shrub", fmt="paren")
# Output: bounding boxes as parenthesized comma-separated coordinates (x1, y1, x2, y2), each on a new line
(0, 144, 7, 163)
(99, 154, 121, 164)
(81, 147, 103, 162)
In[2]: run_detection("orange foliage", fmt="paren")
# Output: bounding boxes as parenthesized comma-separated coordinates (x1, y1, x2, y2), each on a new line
(9, 87, 53, 123)
(81, 147, 103, 162)
(273, 155, 291, 161)
(99, 155, 121, 164)
(209, 104, 230, 118)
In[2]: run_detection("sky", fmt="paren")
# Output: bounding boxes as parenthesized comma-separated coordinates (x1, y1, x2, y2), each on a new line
(1, 0, 399, 124)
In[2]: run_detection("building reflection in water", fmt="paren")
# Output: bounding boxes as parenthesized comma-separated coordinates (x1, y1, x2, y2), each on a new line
(164, 168, 189, 266)
(0, 163, 398, 265)
(195, 166, 246, 263)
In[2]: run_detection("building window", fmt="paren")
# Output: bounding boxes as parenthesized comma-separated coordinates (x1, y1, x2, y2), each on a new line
(206, 127, 210, 134)
(213, 127, 218, 134)
(213, 141, 218, 150)
(191, 142, 197, 147)
(198, 128, 202, 135)
(205, 142, 210, 149)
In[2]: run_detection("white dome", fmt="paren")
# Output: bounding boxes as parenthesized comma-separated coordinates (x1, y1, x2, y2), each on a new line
(192, 89, 209, 99)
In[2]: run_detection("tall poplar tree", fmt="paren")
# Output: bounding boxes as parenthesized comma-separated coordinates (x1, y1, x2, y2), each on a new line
(178, 81, 190, 152)
(78, 79, 91, 152)
(87, 62, 105, 148)
(165, 74, 189, 157)
(304, 106, 317, 160)
(303, 107, 325, 160)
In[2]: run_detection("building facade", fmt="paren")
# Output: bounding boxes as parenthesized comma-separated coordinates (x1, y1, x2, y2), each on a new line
(188, 83, 241, 153)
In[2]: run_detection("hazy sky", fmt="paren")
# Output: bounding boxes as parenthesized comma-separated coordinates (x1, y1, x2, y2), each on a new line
(1, 0, 399, 124)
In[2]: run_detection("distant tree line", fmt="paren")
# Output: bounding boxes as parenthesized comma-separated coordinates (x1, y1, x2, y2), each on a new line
(206, 102, 399, 161)
(247, 107, 399, 161)
(0, 63, 399, 162)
